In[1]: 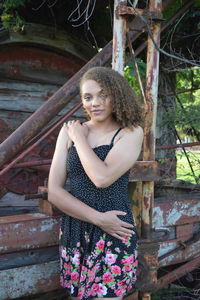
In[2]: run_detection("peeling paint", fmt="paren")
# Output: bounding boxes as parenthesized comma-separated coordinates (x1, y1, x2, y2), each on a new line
(153, 206, 164, 228)
(0, 261, 60, 299)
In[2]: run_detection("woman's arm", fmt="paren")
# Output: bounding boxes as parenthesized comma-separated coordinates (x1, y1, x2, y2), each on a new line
(48, 125, 100, 224)
(48, 125, 135, 240)
(67, 122, 143, 188)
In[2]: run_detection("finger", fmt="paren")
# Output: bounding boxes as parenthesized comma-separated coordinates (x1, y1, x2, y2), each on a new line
(112, 210, 127, 216)
(112, 233, 124, 241)
(120, 221, 134, 228)
(117, 230, 133, 237)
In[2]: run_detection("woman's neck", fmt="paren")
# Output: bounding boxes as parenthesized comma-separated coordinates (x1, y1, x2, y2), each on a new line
(87, 119, 119, 133)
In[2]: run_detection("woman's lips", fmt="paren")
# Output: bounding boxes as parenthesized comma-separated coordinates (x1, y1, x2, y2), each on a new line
(91, 110, 103, 114)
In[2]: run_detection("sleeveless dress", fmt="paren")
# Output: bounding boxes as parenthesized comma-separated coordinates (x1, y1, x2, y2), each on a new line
(59, 129, 138, 299)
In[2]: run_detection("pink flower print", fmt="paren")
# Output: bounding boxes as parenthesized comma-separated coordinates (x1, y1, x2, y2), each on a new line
(91, 283, 100, 296)
(88, 270, 95, 282)
(78, 288, 85, 299)
(96, 239, 105, 251)
(105, 253, 117, 265)
(128, 283, 133, 291)
(115, 247, 120, 253)
(127, 255, 134, 264)
(121, 258, 127, 264)
(72, 253, 80, 265)
(64, 262, 72, 275)
(71, 271, 79, 283)
(133, 259, 138, 267)
(115, 288, 125, 296)
(122, 236, 130, 243)
(102, 272, 114, 283)
(111, 265, 121, 275)
(80, 273, 86, 282)
(81, 265, 88, 273)
(97, 283, 107, 296)
(76, 242, 81, 247)
(107, 241, 112, 246)
(117, 281, 126, 287)
(125, 264, 132, 271)
(95, 276, 100, 282)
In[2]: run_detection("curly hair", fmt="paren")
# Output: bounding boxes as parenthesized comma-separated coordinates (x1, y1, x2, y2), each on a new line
(80, 67, 143, 128)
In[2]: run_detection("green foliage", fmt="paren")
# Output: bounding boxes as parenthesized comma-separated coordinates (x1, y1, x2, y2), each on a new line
(163, 0, 186, 19)
(1, 0, 27, 31)
(176, 151, 200, 184)
(162, 67, 200, 138)
(124, 58, 146, 95)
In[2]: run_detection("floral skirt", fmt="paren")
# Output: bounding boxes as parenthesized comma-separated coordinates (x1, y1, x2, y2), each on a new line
(59, 216, 138, 300)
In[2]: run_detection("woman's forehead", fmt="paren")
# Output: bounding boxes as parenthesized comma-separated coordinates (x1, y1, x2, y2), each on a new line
(81, 80, 104, 93)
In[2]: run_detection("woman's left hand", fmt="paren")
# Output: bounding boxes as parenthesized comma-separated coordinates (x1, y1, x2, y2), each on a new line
(66, 120, 88, 143)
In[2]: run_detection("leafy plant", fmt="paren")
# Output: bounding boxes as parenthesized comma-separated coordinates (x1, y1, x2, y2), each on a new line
(124, 58, 146, 95)
(1, 0, 28, 32)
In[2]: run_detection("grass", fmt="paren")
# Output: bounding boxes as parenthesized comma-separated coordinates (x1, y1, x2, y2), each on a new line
(176, 151, 200, 184)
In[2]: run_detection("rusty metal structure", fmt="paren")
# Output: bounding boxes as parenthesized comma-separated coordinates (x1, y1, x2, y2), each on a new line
(0, 0, 200, 299)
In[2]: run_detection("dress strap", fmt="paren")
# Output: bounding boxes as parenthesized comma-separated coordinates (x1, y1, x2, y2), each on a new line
(110, 128, 122, 146)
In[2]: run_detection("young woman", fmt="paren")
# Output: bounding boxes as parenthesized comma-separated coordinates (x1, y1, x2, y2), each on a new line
(48, 67, 144, 300)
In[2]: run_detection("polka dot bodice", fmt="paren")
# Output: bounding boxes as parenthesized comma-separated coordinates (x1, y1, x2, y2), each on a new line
(66, 144, 130, 213)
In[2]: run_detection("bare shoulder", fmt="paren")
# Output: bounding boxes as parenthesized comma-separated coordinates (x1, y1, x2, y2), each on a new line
(117, 126, 144, 142)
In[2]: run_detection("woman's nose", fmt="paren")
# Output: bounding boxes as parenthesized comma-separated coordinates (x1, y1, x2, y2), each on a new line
(92, 96, 100, 105)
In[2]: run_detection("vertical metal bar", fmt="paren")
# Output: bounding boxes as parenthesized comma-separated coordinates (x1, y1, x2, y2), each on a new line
(142, 0, 162, 239)
(140, 1, 162, 298)
(112, 0, 127, 74)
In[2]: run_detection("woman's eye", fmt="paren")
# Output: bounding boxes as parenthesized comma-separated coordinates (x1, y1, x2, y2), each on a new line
(84, 95, 91, 101)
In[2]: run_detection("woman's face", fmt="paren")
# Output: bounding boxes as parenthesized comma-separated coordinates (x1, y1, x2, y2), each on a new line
(81, 80, 113, 122)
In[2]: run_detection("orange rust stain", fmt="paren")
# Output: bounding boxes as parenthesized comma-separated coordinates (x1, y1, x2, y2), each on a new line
(144, 196, 150, 209)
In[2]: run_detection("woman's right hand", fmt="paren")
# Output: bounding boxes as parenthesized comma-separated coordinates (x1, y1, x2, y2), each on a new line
(96, 210, 135, 240)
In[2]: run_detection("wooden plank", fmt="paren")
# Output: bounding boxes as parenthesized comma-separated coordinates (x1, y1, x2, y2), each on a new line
(0, 260, 60, 299)
(0, 80, 60, 92)
(0, 214, 60, 253)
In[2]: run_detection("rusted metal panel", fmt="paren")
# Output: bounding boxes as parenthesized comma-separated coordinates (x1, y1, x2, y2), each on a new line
(137, 242, 159, 292)
(156, 256, 200, 291)
(153, 198, 200, 228)
(118, 6, 163, 20)
(0, 246, 59, 271)
(176, 223, 193, 242)
(0, 44, 83, 143)
(0, 41, 113, 168)
(0, 214, 60, 253)
(129, 161, 159, 181)
(112, 0, 127, 74)
(0, 260, 60, 299)
(158, 239, 200, 266)
(1, 23, 94, 62)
